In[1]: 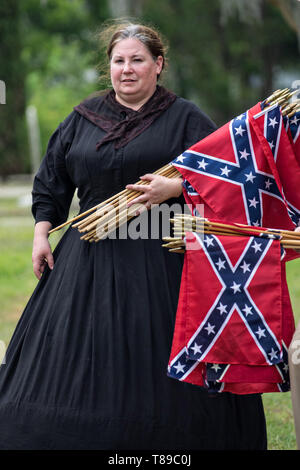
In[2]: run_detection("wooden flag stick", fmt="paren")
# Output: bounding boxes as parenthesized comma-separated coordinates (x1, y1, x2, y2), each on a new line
(265, 88, 289, 104)
(174, 215, 300, 239)
(78, 191, 140, 233)
(48, 163, 178, 235)
(80, 197, 137, 234)
(163, 233, 300, 252)
(75, 164, 179, 232)
(82, 168, 182, 240)
(288, 104, 300, 118)
(170, 215, 300, 244)
(73, 178, 154, 230)
(93, 202, 146, 242)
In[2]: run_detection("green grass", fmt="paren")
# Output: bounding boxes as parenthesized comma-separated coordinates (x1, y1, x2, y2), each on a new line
(263, 392, 297, 450)
(262, 258, 300, 450)
(0, 194, 300, 449)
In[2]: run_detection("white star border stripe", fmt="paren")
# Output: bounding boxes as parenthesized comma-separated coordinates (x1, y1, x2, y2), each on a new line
(275, 340, 289, 383)
(186, 233, 282, 366)
(207, 363, 230, 382)
(173, 110, 289, 226)
(168, 347, 200, 382)
(294, 123, 300, 144)
(168, 245, 288, 386)
(259, 105, 300, 224)
(263, 106, 282, 162)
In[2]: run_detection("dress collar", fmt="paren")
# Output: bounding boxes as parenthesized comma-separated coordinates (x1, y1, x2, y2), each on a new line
(74, 85, 177, 150)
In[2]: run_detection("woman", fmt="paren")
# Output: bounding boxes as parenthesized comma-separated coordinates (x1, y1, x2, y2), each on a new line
(0, 21, 267, 450)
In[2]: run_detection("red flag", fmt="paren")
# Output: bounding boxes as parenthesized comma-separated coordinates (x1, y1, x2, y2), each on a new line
(172, 103, 298, 230)
(250, 103, 300, 228)
(287, 110, 300, 165)
(167, 232, 294, 394)
(168, 102, 300, 394)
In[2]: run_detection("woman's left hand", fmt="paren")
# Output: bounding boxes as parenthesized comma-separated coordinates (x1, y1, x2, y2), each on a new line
(126, 174, 183, 210)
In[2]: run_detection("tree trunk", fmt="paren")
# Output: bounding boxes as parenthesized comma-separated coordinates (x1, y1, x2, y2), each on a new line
(108, 0, 145, 17)
(0, 0, 27, 178)
(268, 0, 300, 35)
(259, 1, 275, 98)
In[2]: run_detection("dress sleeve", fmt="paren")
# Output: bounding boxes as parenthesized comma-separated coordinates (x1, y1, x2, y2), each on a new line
(31, 112, 77, 228)
(183, 106, 217, 150)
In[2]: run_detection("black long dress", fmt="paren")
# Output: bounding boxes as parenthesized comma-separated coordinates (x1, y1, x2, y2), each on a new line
(0, 90, 267, 450)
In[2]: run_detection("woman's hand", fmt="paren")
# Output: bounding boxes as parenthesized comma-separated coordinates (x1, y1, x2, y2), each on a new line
(32, 221, 54, 280)
(126, 174, 183, 211)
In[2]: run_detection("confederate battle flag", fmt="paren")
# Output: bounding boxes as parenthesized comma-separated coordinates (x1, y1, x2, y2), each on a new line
(167, 231, 294, 394)
(167, 101, 300, 394)
(172, 102, 300, 230)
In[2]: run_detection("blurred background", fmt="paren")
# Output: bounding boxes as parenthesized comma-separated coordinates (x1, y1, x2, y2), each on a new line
(1, 0, 300, 178)
(0, 0, 300, 450)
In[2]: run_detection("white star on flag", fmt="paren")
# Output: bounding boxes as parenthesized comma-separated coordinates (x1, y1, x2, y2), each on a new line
(230, 281, 241, 294)
(269, 140, 275, 150)
(205, 323, 215, 335)
(240, 261, 251, 273)
(211, 364, 221, 372)
(176, 155, 185, 163)
(220, 166, 231, 177)
(239, 148, 250, 160)
(217, 302, 227, 315)
(265, 179, 272, 190)
(283, 363, 289, 373)
(268, 348, 278, 361)
(248, 197, 259, 208)
(215, 258, 226, 271)
(204, 236, 214, 247)
(290, 115, 300, 126)
(174, 361, 186, 374)
(245, 171, 256, 183)
(269, 117, 278, 128)
(197, 159, 208, 170)
(235, 125, 246, 137)
(252, 240, 262, 252)
(242, 304, 253, 316)
(255, 326, 266, 339)
(190, 342, 202, 355)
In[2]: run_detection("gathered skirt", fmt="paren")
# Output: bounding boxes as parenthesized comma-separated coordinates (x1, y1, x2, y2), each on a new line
(0, 226, 267, 450)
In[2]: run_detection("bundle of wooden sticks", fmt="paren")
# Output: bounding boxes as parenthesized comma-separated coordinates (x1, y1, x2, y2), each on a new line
(49, 163, 181, 241)
(265, 87, 300, 116)
(162, 214, 300, 254)
(48, 87, 300, 241)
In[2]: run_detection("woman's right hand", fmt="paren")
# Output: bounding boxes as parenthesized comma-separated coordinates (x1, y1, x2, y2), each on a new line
(32, 221, 54, 280)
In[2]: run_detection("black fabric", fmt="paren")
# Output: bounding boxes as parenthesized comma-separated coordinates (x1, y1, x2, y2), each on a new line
(0, 93, 267, 450)
(74, 85, 177, 150)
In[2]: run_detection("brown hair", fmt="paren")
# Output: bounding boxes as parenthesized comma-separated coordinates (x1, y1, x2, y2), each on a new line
(97, 19, 168, 85)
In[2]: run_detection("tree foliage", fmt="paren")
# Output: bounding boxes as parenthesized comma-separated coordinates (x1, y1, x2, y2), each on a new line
(0, 0, 109, 177)
(143, 0, 300, 124)
(0, 0, 299, 176)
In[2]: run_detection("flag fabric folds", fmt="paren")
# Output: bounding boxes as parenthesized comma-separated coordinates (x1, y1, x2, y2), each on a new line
(287, 110, 300, 165)
(173, 102, 300, 231)
(168, 101, 300, 394)
(250, 103, 300, 229)
(167, 231, 294, 394)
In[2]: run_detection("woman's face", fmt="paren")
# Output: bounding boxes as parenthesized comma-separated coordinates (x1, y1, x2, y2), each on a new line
(110, 38, 163, 109)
